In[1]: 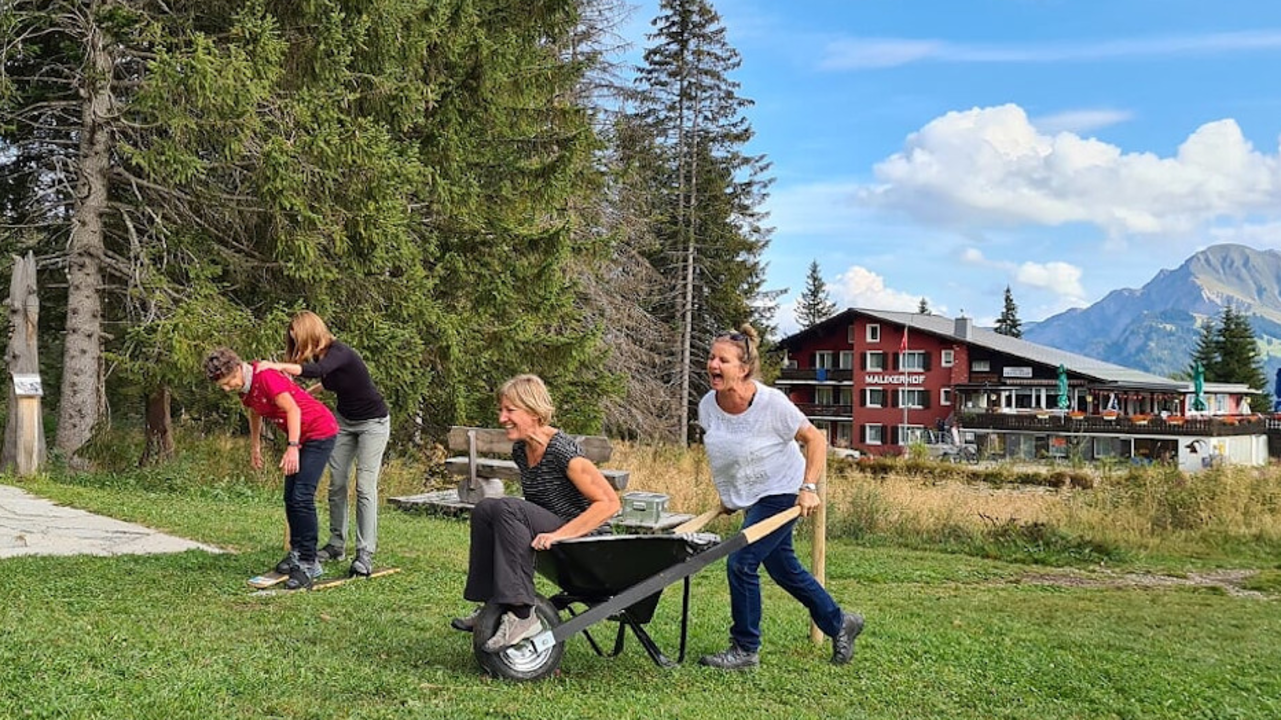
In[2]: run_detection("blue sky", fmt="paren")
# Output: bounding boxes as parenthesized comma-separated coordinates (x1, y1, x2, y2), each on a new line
(620, 0, 1281, 335)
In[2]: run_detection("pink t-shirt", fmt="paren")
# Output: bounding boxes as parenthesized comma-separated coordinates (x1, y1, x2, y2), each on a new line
(241, 362, 338, 442)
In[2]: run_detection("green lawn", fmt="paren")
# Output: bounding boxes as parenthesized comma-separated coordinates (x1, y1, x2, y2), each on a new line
(3, 477, 1279, 719)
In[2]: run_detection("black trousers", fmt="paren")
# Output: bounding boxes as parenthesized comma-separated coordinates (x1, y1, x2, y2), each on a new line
(464, 497, 563, 607)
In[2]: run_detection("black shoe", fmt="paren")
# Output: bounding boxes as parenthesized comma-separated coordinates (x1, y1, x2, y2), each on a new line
(349, 550, 373, 577)
(274, 550, 299, 575)
(698, 642, 759, 670)
(316, 544, 346, 562)
(831, 612, 865, 665)
(283, 561, 320, 590)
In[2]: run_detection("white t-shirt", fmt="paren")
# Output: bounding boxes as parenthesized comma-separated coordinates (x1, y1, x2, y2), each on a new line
(698, 381, 809, 510)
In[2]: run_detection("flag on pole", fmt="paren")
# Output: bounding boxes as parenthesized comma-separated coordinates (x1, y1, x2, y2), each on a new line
(899, 324, 908, 353)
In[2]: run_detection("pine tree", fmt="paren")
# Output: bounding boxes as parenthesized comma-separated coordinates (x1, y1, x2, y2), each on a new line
(630, 0, 774, 440)
(796, 260, 837, 329)
(917, 297, 931, 315)
(995, 286, 1023, 338)
(1214, 305, 1270, 408)
(1189, 317, 1219, 380)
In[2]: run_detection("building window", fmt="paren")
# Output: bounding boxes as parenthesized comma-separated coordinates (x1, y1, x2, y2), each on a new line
(864, 351, 885, 371)
(839, 387, 853, 406)
(901, 350, 926, 371)
(971, 359, 991, 372)
(900, 424, 926, 444)
(815, 386, 834, 405)
(899, 388, 926, 408)
(941, 388, 952, 406)
(865, 424, 883, 444)
(839, 350, 854, 369)
(836, 422, 853, 446)
(864, 388, 885, 408)
(867, 324, 880, 342)
(942, 349, 954, 367)
(815, 351, 834, 369)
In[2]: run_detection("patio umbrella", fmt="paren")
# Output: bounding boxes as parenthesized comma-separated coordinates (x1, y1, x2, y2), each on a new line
(1192, 361, 1207, 412)
(1056, 364, 1070, 410)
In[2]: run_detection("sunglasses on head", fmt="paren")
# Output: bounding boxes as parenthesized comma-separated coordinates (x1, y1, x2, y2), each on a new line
(723, 331, 751, 355)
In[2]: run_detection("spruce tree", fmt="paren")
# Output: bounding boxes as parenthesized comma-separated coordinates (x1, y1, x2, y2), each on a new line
(796, 260, 837, 329)
(917, 297, 931, 315)
(630, 0, 774, 440)
(1214, 305, 1270, 408)
(995, 286, 1023, 338)
(1189, 317, 1220, 380)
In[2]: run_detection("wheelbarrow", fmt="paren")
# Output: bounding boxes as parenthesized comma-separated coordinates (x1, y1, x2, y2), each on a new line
(471, 506, 801, 681)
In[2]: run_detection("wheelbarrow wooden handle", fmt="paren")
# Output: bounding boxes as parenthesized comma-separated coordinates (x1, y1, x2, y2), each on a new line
(672, 508, 723, 535)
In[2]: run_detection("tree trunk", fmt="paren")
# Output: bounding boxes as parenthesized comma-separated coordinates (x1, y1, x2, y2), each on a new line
(139, 384, 174, 466)
(55, 8, 113, 466)
(2, 252, 46, 474)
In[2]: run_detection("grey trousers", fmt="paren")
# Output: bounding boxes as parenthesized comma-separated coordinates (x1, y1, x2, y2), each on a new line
(325, 413, 391, 554)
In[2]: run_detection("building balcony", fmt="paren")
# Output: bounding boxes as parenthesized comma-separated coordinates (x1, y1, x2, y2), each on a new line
(961, 411, 1264, 436)
(796, 403, 853, 419)
(777, 368, 853, 383)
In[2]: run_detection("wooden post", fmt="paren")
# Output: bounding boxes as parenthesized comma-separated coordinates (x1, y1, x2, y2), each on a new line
(810, 460, 828, 644)
(2, 252, 45, 475)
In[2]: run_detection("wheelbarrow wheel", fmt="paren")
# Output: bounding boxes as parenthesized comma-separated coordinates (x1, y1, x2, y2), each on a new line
(473, 595, 564, 681)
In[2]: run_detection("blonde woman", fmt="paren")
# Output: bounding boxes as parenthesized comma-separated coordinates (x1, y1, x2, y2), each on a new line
(257, 311, 390, 577)
(454, 374, 621, 652)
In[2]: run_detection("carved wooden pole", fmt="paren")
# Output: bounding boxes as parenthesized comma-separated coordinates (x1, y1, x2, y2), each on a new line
(3, 252, 46, 475)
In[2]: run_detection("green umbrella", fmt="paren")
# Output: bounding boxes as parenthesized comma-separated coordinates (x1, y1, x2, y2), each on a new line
(1056, 364, 1070, 410)
(1192, 361, 1207, 412)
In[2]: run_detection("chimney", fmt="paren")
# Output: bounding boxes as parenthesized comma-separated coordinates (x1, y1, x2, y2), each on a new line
(954, 315, 972, 340)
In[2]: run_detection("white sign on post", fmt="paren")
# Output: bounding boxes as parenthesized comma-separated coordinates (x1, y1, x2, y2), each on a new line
(12, 373, 42, 397)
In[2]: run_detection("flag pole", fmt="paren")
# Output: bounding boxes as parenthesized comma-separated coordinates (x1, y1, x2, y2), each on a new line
(901, 317, 910, 450)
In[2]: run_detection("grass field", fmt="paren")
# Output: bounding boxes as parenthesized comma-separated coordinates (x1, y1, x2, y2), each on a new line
(3, 439, 1281, 719)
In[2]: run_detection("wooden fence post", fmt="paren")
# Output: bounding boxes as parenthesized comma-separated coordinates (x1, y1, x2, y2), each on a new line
(810, 460, 828, 644)
(3, 252, 46, 475)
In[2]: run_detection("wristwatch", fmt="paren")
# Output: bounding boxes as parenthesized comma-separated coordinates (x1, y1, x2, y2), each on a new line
(288, 441, 301, 447)
(799, 482, 818, 493)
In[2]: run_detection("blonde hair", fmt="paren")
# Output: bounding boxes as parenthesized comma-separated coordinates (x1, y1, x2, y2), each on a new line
(285, 311, 335, 364)
(716, 323, 761, 379)
(497, 374, 556, 425)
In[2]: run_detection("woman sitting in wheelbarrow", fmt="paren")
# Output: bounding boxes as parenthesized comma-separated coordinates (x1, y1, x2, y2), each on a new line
(698, 324, 865, 669)
(453, 374, 622, 652)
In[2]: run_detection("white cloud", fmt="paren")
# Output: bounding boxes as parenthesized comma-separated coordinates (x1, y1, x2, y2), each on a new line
(1032, 109, 1135, 134)
(832, 266, 923, 311)
(820, 30, 1281, 70)
(858, 103, 1281, 237)
(1016, 261, 1086, 299)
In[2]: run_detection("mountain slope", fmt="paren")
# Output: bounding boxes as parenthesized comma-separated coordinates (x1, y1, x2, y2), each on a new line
(1024, 244, 1281, 386)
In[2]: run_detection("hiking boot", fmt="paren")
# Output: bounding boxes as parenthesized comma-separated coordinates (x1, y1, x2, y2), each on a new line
(316, 544, 346, 562)
(274, 550, 300, 575)
(698, 642, 759, 670)
(450, 606, 482, 633)
(831, 612, 865, 665)
(349, 550, 373, 577)
(481, 611, 543, 653)
(283, 560, 322, 591)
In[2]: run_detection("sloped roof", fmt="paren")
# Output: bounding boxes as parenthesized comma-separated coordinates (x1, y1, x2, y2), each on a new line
(783, 308, 1190, 390)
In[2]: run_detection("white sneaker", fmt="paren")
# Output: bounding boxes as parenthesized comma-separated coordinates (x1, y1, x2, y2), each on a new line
(481, 611, 543, 653)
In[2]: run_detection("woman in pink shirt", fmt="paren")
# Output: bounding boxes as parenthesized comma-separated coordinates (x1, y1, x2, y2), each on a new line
(205, 347, 339, 589)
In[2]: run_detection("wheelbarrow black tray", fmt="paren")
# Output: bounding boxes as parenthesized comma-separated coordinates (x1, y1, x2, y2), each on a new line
(535, 533, 718, 624)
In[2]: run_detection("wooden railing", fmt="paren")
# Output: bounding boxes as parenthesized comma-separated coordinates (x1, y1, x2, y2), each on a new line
(960, 412, 1265, 436)
(778, 368, 853, 382)
(796, 403, 854, 418)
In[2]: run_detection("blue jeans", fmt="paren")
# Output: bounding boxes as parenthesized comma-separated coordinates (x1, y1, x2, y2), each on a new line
(728, 493, 844, 652)
(284, 435, 336, 564)
(325, 414, 391, 554)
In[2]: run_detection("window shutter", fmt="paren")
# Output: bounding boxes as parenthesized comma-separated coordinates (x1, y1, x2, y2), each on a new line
(860, 353, 866, 370)
(923, 393, 931, 409)
(890, 426, 899, 445)
(892, 353, 899, 370)
(924, 353, 932, 371)
(860, 424, 867, 442)
(859, 390, 866, 408)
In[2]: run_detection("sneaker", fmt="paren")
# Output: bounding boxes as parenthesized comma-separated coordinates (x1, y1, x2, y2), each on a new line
(481, 611, 544, 653)
(284, 561, 322, 590)
(349, 550, 373, 577)
(450, 606, 482, 633)
(698, 642, 759, 670)
(274, 550, 300, 575)
(316, 544, 346, 562)
(830, 612, 865, 665)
